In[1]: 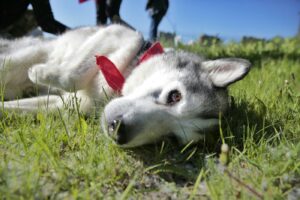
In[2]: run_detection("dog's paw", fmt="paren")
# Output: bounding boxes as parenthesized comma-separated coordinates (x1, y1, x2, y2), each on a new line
(28, 64, 53, 85)
(28, 64, 96, 91)
(28, 64, 69, 91)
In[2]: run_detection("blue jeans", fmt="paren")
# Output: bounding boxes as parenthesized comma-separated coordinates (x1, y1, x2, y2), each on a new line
(149, 13, 164, 41)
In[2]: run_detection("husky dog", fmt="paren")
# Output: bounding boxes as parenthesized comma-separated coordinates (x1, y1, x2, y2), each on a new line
(0, 25, 251, 147)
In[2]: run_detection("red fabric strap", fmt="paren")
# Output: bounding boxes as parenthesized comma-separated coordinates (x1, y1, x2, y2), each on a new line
(79, 0, 89, 3)
(138, 42, 164, 65)
(96, 42, 164, 93)
(96, 56, 125, 93)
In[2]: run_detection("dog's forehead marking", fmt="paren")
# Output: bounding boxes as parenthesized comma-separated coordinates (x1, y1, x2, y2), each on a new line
(123, 51, 208, 95)
(162, 50, 204, 68)
(161, 51, 215, 94)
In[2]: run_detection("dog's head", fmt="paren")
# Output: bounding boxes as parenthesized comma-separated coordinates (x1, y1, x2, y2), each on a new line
(101, 51, 251, 147)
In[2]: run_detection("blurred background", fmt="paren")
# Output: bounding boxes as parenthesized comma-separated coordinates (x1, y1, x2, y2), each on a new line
(49, 0, 300, 43)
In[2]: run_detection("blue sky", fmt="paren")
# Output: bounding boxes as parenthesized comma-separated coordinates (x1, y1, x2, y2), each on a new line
(50, 0, 300, 42)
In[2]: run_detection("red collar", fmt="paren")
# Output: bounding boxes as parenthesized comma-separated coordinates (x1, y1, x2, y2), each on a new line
(79, 0, 89, 3)
(96, 42, 164, 93)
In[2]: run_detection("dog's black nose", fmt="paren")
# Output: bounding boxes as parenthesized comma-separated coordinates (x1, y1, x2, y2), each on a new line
(107, 119, 128, 145)
(108, 119, 120, 133)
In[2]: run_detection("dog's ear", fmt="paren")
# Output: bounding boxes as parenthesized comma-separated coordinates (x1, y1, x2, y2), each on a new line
(202, 58, 251, 87)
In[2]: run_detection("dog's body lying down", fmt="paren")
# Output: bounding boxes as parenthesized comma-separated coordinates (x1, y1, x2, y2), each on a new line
(0, 25, 251, 147)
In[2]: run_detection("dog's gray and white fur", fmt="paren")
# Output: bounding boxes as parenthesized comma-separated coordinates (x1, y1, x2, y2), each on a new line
(0, 25, 251, 147)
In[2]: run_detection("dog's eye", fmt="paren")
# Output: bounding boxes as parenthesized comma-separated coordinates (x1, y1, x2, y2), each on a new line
(166, 90, 182, 105)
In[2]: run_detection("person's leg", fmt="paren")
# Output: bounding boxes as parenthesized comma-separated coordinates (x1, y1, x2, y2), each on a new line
(149, 13, 163, 42)
(96, 0, 108, 25)
(105, 0, 135, 30)
(31, 0, 69, 34)
(0, 10, 38, 38)
(105, 0, 122, 21)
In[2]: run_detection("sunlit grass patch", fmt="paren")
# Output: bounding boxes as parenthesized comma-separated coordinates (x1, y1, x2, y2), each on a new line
(0, 37, 300, 199)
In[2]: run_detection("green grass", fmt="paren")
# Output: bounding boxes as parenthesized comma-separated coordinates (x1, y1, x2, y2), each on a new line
(1, 37, 300, 199)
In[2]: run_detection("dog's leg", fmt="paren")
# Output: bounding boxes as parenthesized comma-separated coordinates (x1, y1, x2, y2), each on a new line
(0, 90, 96, 116)
(0, 37, 50, 99)
(28, 25, 143, 92)
(0, 95, 63, 115)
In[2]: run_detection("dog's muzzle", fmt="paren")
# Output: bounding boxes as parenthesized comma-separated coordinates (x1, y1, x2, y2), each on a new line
(101, 96, 171, 147)
(101, 98, 135, 145)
